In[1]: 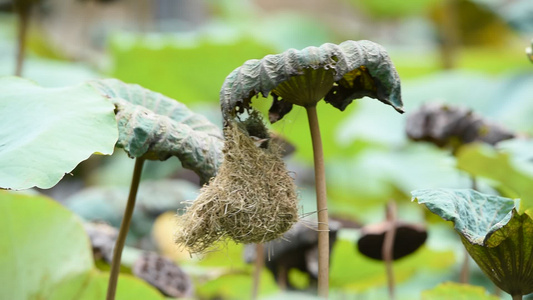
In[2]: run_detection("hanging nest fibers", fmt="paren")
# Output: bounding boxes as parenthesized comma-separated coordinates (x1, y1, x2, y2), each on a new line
(175, 113, 299, 254)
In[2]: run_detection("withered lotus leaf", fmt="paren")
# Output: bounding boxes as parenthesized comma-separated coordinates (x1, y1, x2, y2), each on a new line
(220, 40, 404, 123)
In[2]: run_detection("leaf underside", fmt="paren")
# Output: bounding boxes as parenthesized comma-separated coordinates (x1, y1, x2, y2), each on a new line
(461, 212, 533, 296)
(220, 40, 403, 122)
(90, 79, 224, 183)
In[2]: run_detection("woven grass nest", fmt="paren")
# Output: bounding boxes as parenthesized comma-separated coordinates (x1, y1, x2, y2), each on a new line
(175, 113, 299, 254)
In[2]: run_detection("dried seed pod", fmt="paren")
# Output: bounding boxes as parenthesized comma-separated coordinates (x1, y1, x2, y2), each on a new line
(357, 221, 427, 260)
(132, 252, 193, 298)
(84, 222, 118, 263)
(175, 113, 299, 254)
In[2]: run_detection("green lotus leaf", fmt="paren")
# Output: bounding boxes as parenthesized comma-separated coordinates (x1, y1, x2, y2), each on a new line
(421, 282, 499, 300)
(456, 143, 533, 211)
(0, 190, 165, 299)
(89, 79, 224, 183)
(0, 76, 117, 190)
(461, 211, 533, 296)
(0, 190, 93, 300)
(220, 40, 403, 122)
(50, 270, 165, 300)
(411, 189, 516, 245)
(413, 189, 533, 296)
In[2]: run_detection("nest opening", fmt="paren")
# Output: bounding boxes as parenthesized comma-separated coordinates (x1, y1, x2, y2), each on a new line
(175, 112, 299, 254)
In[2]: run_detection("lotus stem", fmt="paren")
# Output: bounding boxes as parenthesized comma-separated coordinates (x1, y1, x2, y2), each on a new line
(306, 105, 329, 298)
(14, 0, 31, 76)
(106, 158, 145, 300)
(252, 243, 264, 300)
(383, 201, 397, 300)
(459, 248, 470, 283)
(438, 0, 459, 69)
(494, 286, 501, 297)
(278, 265, 288, 290)
(460, 176, 477, 283)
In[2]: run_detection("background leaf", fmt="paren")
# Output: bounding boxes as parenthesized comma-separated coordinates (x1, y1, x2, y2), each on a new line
(348, 0, 444, 19)
(421, 282, 499, 300)
(0, 77, 117, 190)
(0, 191, 165, 300)
(90, 79, 224, 183)
(64, 179, 199, 244)
(0, 191, 93, 300)
(456, 143, 533, 211)
(109, 33, 276, 106)
(49, 270, 165, 300)
(412, 189, 516, 245)
(330, 239, 455, 291)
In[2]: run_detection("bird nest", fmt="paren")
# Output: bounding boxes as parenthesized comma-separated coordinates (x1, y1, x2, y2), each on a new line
(175, 113, 299, 254)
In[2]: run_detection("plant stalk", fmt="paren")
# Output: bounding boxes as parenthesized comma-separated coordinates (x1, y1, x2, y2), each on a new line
(252, 243, 265, 300)
(306, 105, 329, 298)
(14, 0, 32, 76)
(459, 247, 470, 283)
(494, 286, 501, 297)
(278, 265, 288, 290)
(512, 295, 523, 300)
(106, 158, 145, 300)
(438, 0, 459, 69)
(460, 176, 477, 283)
(383, 201, 397, 300)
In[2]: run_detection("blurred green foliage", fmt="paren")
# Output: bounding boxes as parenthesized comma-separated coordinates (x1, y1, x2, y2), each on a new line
(421, 282, 499, 299)
(110, 34, 275, 105)
(1, 0, 532, 297)
(0, 191, 164, 300)
(349, 0, 444, 18)
(457, 143, 533, 211)
(330, 240, 454, 291)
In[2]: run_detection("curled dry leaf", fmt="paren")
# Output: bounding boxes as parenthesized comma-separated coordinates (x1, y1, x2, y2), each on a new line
(133, 252, 193, 298)
(406, 103, 515, 151)
(220, 40, 403, 123)
(89, 79, 224, 183)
